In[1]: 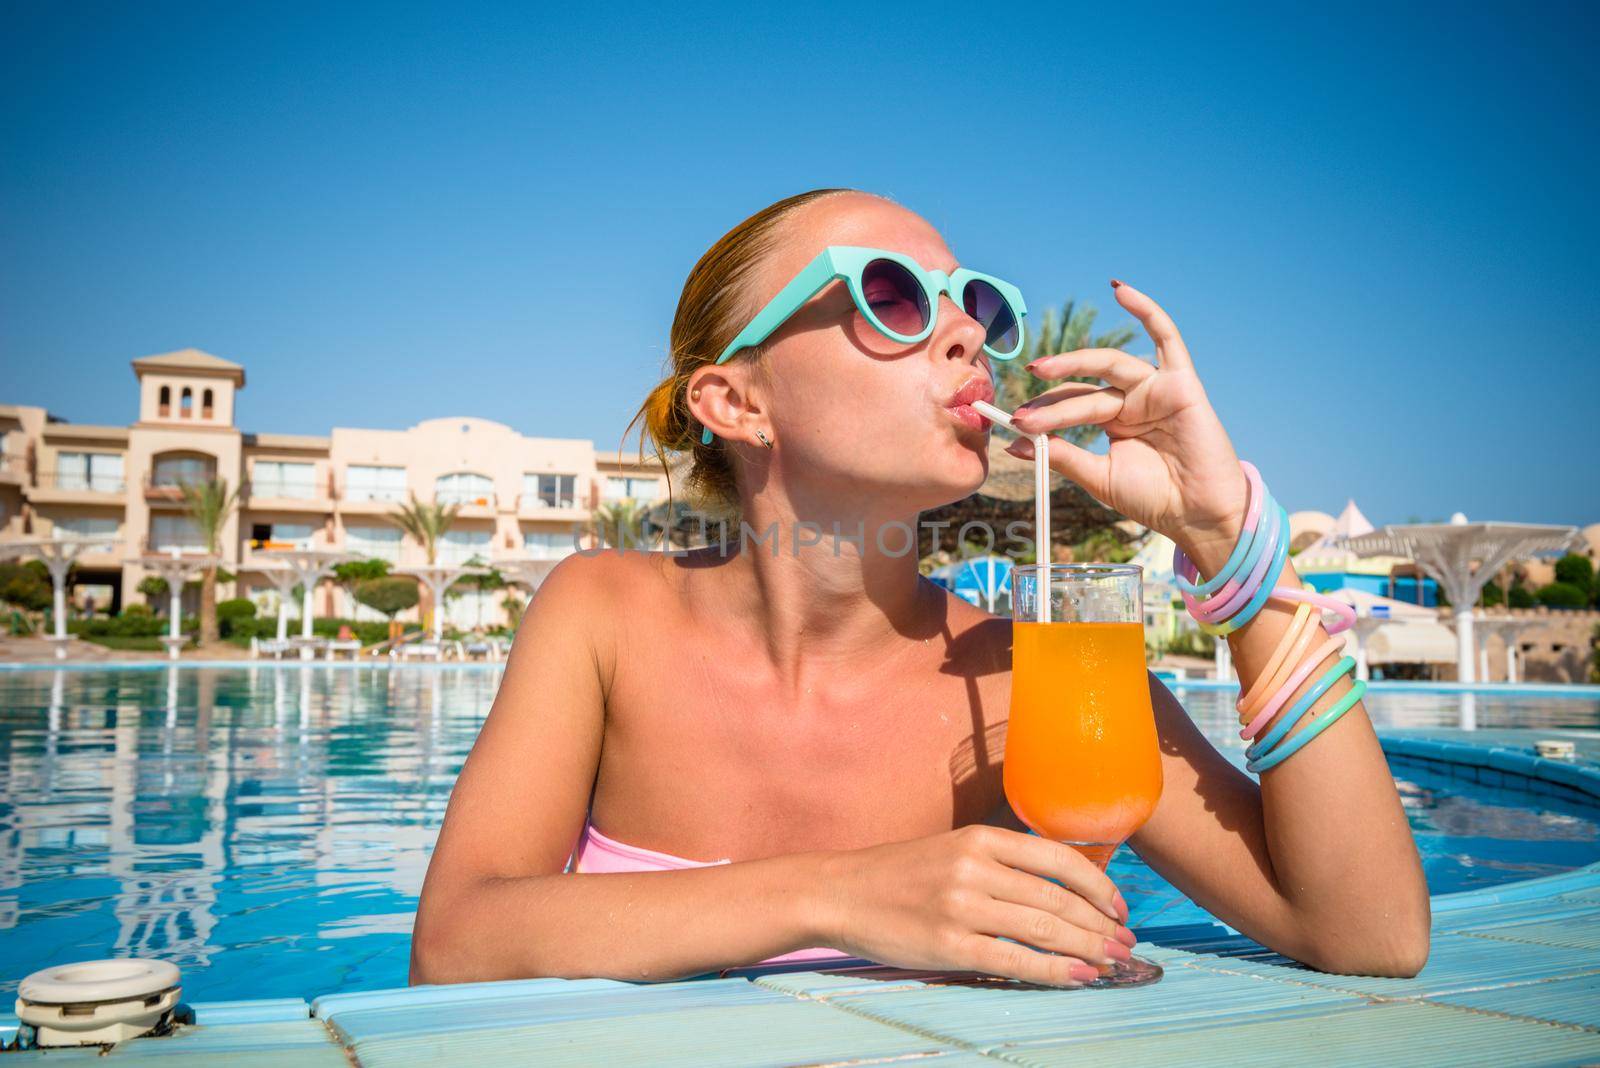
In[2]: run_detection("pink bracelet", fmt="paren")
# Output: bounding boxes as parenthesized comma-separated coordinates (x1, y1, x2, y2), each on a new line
(1269, 586, 1357, 634)
(1240, 634, 1347, 740)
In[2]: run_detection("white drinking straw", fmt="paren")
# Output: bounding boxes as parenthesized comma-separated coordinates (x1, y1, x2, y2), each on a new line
(971, 400, 1051, 623)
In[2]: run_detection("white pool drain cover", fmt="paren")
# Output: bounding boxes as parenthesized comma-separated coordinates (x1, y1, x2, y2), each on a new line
(15, 958, 181, 1046)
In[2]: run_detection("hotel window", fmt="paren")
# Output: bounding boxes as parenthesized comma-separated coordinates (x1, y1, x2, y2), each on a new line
(253, 460, 316, 499)
(57, 452, 125, 492)
(523, 473, 577, 509)
(344, 524, 403, 563)
(435, 472, 494, 506)
(249, 522, 314, 550)
(439, 528, 492, 565)
(524, 529, 576, 560)
(158, 385, 171, 417)
(603, 475, 658, 501)
(180, 387, 193, 418)
(345, 464, 407, 502)
(202, 388, 215, 419)
(151, 455, 216, 486)
(150, 515, 205, 551)
(53, 516, 119, 540)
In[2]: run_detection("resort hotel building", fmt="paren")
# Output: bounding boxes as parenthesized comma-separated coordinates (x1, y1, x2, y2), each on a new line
(0, 349, 667, 629)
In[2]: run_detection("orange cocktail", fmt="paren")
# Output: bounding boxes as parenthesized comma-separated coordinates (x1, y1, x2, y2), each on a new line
(1004, 620, 1163, 866)
(1003, 563, 1165, 987)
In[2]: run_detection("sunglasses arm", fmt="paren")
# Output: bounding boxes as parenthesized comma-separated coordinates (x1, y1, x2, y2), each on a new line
(699, 252, 840, 445)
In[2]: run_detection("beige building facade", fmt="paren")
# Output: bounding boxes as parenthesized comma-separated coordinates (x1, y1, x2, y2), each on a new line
(0, 349, 665, 627)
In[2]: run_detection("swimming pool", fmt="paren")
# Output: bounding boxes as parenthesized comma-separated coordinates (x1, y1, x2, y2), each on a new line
(1, 666, 1596, 1002)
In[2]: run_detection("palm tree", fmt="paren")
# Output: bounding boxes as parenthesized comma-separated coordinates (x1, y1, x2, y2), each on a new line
(388, 494, 461, 633)
(388, 494, 460, 565)
(179, 477, 240, 645)
(592, 499, 650, 549)
(994, 299, 1139, 449)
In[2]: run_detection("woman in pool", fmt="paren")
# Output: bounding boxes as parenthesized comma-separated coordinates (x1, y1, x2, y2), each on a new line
(410, 188, 1431, 987)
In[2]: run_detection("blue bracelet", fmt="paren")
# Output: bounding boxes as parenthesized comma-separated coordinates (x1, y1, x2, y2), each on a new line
(1202, 502, 1290, 636)
(1247, 680, 1367, 774)
(1245, 654, 1357, 761)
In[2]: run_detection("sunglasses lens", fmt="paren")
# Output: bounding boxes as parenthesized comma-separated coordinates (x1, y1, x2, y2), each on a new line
(963, 279, 1020, 355)
(860, 259, 930, 338)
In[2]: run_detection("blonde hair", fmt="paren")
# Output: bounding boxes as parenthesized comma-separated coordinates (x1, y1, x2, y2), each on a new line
(627, 187, 858, 507)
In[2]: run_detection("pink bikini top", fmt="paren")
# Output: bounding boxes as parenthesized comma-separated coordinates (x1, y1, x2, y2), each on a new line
(566, 819, 853, 968)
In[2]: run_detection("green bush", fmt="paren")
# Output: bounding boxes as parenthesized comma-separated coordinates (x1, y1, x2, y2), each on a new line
(218, 598, 257, 622)
(121, 603, 152, 618)
(1535, 582, 1588, 609)
(1554, 554, 1595, 598)
(0, 560, 53, 612)
(69, 613, 168, 638)
(353, 577, 419, 620)
(1509, 585, 1536, 608)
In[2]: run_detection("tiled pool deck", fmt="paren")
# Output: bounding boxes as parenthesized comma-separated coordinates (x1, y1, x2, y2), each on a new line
(6, 727, 1600, 1065)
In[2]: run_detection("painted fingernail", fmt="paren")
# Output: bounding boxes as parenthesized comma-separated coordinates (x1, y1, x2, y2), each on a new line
(1110, 279, 1123, 289)
(1114, 925, 1137, 949)
(1104, 938, 1133, 963)
(1068, 962, 1100, 983)
(1112, 889, 1129, 922)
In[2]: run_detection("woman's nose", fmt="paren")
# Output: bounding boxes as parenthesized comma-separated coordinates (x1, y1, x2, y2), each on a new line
(935, 294, 988, 364)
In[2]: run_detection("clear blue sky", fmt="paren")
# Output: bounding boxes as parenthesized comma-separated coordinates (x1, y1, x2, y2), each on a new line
(3, 2, 1596, 526)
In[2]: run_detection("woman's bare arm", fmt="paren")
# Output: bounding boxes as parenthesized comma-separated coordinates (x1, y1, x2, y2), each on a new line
(1130, 553, 1431, 977)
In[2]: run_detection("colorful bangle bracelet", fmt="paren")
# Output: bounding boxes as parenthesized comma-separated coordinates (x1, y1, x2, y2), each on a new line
(1246, 654, 1357, 759)
(1239, 634, 1348, 740)
(1268, 586, 1357, 635)
(1173, 461, 1265, 598)
(1236, 595, 1316, 721)
(1189, 500, 1281, 624)
(1247, 680, 1367, 774)
(1180, 491, 1279, 623)
(1203, 503, 1291, 636)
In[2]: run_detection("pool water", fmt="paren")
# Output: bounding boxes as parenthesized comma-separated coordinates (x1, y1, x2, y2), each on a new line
(0, 666, 1596, 1002)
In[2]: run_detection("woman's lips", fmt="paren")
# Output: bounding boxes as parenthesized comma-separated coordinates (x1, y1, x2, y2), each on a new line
(944, 377, 995, 431)
(945, 403, 991, 431)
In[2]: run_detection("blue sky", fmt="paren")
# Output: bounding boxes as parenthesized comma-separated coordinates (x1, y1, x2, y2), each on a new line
(3, 2, 1596, 526)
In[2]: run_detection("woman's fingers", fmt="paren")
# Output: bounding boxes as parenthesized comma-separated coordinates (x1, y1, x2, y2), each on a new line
(1004, 435, 1112, 504)
(1027, 348, 1155, 392)
(953, 931, 1100, 987)
(986, 864, 1135, 948)
(979, 828, 1124, 922)
(974, 899, 1131, 966)
(1111, 280, 1193, 373)
(1012, 384, 1124, 435)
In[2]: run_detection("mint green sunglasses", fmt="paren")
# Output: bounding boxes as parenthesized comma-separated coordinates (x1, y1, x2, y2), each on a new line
(699, 245, 1028, 444)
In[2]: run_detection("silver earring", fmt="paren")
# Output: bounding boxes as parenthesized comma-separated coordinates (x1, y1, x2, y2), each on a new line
(755, 428, 774, 448)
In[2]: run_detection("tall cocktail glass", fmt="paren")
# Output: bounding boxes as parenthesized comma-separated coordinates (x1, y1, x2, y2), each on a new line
(1004, 563, 1165, 987)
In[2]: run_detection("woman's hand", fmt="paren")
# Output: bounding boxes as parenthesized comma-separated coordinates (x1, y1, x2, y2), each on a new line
(1006, 280, 1249, 570)
(814, 824, 1137, 987)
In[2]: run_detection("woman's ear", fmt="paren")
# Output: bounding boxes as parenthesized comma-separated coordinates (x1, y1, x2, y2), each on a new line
(688, 366, 767, 447)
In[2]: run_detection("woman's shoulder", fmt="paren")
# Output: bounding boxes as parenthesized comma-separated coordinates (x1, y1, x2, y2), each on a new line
(922, 578, 1014, 677)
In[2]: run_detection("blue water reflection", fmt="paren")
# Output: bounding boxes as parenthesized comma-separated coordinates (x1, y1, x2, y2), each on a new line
(0, 667, 1595, 1001)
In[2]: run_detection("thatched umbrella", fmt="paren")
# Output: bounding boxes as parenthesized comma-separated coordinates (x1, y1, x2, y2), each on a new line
(917, 435, 1128, 560)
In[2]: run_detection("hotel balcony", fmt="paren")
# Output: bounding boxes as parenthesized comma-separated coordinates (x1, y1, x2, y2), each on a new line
(435, 491, 498, 519)
(242, 476, 334, 513)
(516, 492, 592, 522)
(143, 477, 196, 506)
(333, 484, 409, 517)
(26, 469, 129, 505)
